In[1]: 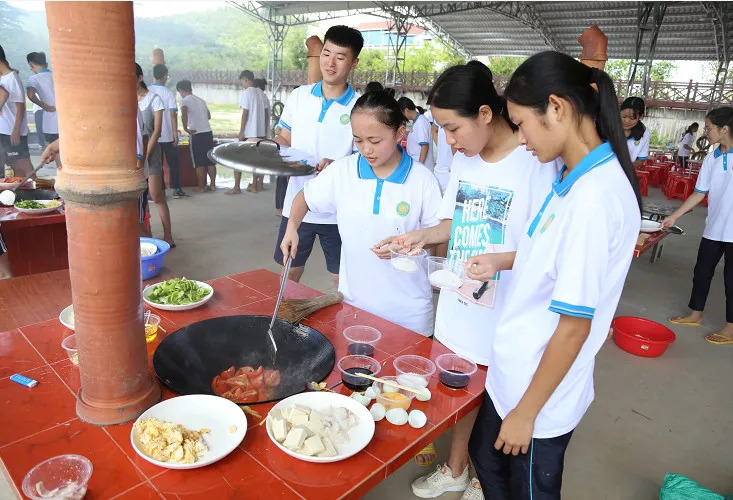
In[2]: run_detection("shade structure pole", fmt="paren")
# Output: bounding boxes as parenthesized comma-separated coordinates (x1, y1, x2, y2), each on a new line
(46, 0, 161, 425)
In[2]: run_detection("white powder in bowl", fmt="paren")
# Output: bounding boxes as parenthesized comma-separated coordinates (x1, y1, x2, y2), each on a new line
(429, 269, 462, 289)
(392, 256, 418, 273)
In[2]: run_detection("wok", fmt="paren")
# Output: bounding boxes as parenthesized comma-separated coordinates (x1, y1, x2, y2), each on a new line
(152, 315, 335, 404)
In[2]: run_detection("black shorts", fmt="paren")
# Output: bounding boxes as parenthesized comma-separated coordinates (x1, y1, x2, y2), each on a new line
(44, 133, 59, 144)
(0, 134, 30, 161)
(273, 216, 341, 274)
(190, 131, 215, 168)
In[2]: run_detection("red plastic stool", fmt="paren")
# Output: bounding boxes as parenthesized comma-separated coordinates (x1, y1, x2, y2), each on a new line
(636, 170, 649, 197)
(645, 168, 661, 187)
(667, 176, 694, 201)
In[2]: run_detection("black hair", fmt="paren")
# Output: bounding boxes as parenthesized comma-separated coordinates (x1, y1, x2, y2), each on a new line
(239, 70, 254, 82)
(705, 108, 733, 134)
(681, 121, 700, 139)
(620, 97, 646, 141)
(176, 79, 192, 93)
(324, 25, 364, 58)
(135, 63, 148, 90)
(383, 87, 396, 99)
(396, 96, 425, 116)
(0, 44, 7, 65)
(26, 51, 47, 67)
(351, 90, 405, 133)
(365, 81, 384, 93)
(153, 63, 168, 80)
(254, 78, 266, 91)
(504, 51, 641, 210)
(427, 61, 517, 131)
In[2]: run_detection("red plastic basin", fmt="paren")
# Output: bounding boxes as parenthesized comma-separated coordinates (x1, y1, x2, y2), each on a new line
(612, 316, 676, 358)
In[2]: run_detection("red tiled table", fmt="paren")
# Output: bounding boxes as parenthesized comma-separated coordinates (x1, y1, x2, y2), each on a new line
(634, 230, 669, 263)
(0, 268, 484, 499)
(0, 205, 68, 276)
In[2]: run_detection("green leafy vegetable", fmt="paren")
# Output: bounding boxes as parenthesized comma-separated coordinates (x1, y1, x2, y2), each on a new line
(147, 277, 211, 305)
(15, 200, 45, 209)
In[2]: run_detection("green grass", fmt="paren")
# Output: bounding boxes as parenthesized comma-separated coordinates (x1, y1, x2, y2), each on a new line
(208, 102, 241, 137)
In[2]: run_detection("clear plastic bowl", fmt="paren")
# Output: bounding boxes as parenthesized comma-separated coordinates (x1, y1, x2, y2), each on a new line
(343, 325, 382, 356)
(427, 257, 464, 289)
(374, 375, 416, 411)
(338, 355, 381, 392)
(389, 246, 427, 274)
(61, 335, 78, 366)
(22, 454, 92, 500)
(436, 353, 478, 389)
(393, 354, 436, 389)
(144, 313, 161, 344)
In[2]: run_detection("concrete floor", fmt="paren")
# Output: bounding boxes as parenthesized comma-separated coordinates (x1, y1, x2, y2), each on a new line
(1, 165, 731, 499)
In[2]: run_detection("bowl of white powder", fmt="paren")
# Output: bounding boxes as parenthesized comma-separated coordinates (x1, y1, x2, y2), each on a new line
(389, 246, 427, 274)
(427, 257, 464, 289)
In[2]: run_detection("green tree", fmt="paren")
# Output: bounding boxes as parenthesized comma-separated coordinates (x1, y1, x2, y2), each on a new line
(284, 26, 309, 70)
(604, 59, 677, 81)
(486, 56, 525, 76)
(405, 41, 464, 73)
(357, 49, 387, 72)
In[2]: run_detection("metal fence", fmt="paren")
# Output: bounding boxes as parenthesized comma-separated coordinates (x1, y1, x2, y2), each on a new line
(169, 69, 733, 109)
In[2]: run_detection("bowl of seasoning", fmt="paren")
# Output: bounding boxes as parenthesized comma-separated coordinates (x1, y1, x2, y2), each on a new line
(393, 354, 436, 389)
(374, 376, 416, 411)
(427, 256, 464, 289)
(389, 246, 427, 274)
(343, 325, 381, 356)
(61, 335, 79, 366)
(436, 353, 477, 389)
(338, 355, 381, 392)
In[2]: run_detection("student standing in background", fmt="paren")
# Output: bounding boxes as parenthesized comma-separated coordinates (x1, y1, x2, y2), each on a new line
(678, 122, 699, 171)
(0, 45, 31, 177)
(229, 70, 267, 194)
(398, 96, 435, 172)
(620, 97, 650, 168)
(177, 79, 217, 193)
(26, 52, 55, 151)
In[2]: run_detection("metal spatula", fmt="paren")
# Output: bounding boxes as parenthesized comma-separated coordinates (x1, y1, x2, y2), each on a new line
(0, 161, 47, 206)
(267, 256, 292, 357)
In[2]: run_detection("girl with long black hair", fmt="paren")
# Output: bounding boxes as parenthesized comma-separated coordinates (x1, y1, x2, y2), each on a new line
(398, 96, 435, 171)
(465, 51, 641, 498)
(664, 108, 733, 344)
(620, 96, 650, 167)
(678, 122, 699, 170)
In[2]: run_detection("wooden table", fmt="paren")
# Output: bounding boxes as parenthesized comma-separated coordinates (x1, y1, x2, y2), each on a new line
(0, 268, 483, 499)
(634, 230, 669, 262)
(0, 205, 68, 276)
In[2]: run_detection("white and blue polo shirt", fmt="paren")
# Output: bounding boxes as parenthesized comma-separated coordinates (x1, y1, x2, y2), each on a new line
(694, 147, 733, 242)
(279, 82, 359, 224)
(406, 113, 435, 171)
(303, 148, 442, 335)
(148, 82, 178, 143)
(26, 69, 57, 134)
(488, 142, 640, 438)
(627, 126, 650, 163)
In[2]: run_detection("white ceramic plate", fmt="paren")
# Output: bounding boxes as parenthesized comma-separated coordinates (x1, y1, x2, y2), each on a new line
(59, 304, 74, 330)
(130, 394, 247, 470)
(142, 280, 214, 311)
(266, 391, 375, 463)
(640, 219, 662, 233)
(14, 200, 61, 215)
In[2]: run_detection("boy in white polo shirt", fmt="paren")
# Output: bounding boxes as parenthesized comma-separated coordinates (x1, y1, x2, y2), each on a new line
(229, 69, 268, 194)
(0, 45, 31, 176)
(177, 79, 216, 193)
(26, 52, 57, 152)
(272, 25, 364, 285)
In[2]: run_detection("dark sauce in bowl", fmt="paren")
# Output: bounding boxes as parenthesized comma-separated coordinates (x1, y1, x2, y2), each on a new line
(342, 366, 373, 391)
(347, 342, 375, 356)
(439, 369, 470, 389)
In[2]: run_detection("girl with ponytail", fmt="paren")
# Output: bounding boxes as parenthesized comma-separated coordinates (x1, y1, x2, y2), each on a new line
(397, 96, 434, 170)
(383, 61, 558, 499)
(464, 51, 641, 497)
(663, 107, 733, 344)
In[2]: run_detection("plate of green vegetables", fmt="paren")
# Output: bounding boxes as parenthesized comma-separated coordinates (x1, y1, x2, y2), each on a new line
(14, 199, 61, 214)
(142, 277, 214, 311)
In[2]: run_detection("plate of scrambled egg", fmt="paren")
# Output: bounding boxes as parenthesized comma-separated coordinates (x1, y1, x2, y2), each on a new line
(130, 394, 247, 469)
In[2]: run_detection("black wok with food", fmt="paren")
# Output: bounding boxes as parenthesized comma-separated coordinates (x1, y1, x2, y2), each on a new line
(153, 315, 335, 404)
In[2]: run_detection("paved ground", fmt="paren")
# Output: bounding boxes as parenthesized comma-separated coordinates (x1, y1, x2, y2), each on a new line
(1, 161, 731, 499)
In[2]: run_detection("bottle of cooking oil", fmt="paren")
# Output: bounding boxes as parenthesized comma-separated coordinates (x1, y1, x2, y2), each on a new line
(3, 164, 13, 178)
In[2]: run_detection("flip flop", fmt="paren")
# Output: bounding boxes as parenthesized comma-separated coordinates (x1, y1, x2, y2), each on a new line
(704, 333, 733, 345)
(414, 442, 436, 467)
(669, 317, 701, 326)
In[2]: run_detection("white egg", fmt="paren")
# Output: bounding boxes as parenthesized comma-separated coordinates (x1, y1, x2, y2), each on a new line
(397, 373, 429, 389)
(364, 387, 378, 400)
(408, 410, 427, 429)
(370, 403, 386, 421)
(416, 387, 432, 402)
(371, 381, 381, 395)
(350, 392, 371, 406)
(385, 407, 409, 426)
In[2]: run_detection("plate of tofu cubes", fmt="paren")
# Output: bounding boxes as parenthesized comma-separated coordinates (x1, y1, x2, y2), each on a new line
(266, 391, 375, 463)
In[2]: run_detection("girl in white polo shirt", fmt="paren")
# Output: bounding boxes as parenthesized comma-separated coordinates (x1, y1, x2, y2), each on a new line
(678, 122, 699, 170)
(663, 107, 733, 344)
(398, 97, 435, 172)
(280, 91, 442, 336)
(620, 96, 651, 167)
(464, 52, 641, 498)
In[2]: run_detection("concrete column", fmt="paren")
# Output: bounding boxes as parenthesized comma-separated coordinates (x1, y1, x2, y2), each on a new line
(578, 25, 608, 71)
(46, 0, 160, 425)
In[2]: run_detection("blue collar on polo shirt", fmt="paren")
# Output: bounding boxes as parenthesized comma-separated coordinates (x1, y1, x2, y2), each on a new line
(527, 141, 616, 237)
(151, 82, 166, 87)
(311, 82, 355, 123)
(357, 146, 413, 214)
(39, 68, 51, 73)
(713, 146, 732, 170)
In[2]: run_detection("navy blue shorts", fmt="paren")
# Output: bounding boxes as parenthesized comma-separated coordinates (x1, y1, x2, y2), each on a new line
(468, 391, 573, 500)
(273, 216, 341, 274)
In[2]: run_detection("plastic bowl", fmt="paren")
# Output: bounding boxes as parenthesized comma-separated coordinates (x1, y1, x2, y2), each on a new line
(61, 335, 79, 366)
(427, 256, 464, 289)
(436, 353, 478, 389)
(21, 454, 92, 500)
(389, 246, 427, 274)
(393, 354, 436, 389)
(140, 237, 170, 280)
(343, 326, 382, 356)
(374, 375, 416, 411)
(612, 316, 676, 358)
(338, 355, 381, 392)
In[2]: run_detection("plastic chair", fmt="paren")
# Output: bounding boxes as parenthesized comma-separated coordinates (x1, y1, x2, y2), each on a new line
(666, 175, 695, 201)
(636, 170, 649, 197)
(646, 167, 661, 187)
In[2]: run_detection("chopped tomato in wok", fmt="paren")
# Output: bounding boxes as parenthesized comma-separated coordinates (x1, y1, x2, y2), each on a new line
(211, 365, 281, 403)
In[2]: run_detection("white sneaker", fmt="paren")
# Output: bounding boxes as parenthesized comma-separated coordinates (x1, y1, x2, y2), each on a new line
(460, 478, 484, 500)
(411, 463, 470, 498)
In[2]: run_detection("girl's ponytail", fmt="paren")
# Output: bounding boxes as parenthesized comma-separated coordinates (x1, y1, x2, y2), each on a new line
(591, 67, 641, 209)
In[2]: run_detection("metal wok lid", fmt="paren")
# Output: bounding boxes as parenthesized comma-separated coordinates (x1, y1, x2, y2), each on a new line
(208, 140, 317, 176)
(152, 315, 335, 405)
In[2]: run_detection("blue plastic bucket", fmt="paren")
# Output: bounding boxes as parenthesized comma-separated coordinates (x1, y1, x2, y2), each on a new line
(140, 237, 170, 280)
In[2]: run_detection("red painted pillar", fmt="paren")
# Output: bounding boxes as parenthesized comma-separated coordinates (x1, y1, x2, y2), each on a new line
(46, 1, 161, 425)
(578, 25, 609, 71)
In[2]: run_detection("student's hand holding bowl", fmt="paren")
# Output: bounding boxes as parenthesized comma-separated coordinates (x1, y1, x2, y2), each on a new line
(374, 230, 425, 260)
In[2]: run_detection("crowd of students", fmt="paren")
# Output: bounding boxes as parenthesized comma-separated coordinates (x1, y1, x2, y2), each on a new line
(2, 27, 732, 497)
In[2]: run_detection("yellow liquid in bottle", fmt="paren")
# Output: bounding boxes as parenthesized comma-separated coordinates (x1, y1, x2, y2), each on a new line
(145, 324, 158, 343)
